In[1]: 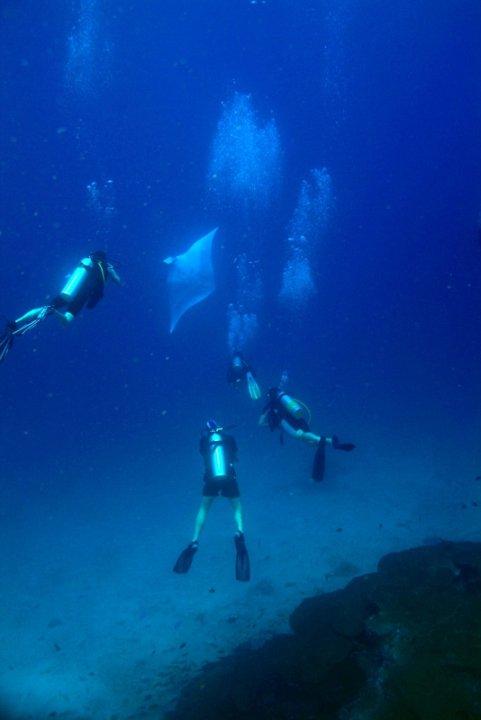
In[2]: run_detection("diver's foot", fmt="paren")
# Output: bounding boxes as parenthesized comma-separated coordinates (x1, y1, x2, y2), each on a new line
(332, 435, 356, 452)
(173, 541, 199, 574)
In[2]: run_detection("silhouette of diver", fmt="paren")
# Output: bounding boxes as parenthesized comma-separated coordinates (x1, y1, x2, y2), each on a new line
(259, 386, 355, 481)
(0, 251, 121, 363)
(173, 420, 250, 581)
(227, 351, 261, 400)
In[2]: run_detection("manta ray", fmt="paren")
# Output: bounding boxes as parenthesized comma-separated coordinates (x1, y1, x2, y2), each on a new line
(164, 227, 218, 333)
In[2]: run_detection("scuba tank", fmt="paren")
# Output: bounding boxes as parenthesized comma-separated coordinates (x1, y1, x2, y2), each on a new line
(278, 391, 304, 420)
(231, 353, 246, 381)
(59, 258, 93, 302)
(232, 355, 244, 370)
(207, 432, 229, 479)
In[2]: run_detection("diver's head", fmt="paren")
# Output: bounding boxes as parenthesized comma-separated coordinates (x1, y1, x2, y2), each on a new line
(267, 387, 280, 402)
(205, 418, 221, 433)
(90, 250, 107, 263)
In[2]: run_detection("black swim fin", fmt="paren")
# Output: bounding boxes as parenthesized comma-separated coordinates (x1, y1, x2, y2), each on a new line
(173, 541, 198, 574)
(234, 532, 250, 582)
(332, 435, 356, 452)
(312, 437, 326, 481)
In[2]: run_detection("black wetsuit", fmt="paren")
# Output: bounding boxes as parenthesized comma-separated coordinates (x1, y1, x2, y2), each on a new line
(199, 431, 240, 498)
(227, 354, 253, 386)
(53, 260, 110, 316)
(263, 397, 310, 435)
(264, 394, 326, 480)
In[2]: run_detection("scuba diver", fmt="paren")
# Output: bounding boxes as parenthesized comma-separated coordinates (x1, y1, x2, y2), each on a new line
(259, 386, 355, 482)
(227, 351, 261, 400)
(173, 419, 250, 582)
(0, 251, 121, 363)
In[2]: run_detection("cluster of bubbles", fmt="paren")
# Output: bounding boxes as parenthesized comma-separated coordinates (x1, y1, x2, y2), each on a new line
(279, 244, 316, 307)
(227, 304, 259, 353)
(208, 93, 281, 350)
(208, 93, 281, 211)
(234, 253, 262, 311)
(227, 253, 262, 351)
(65, 0, 111, 96)
(86, 179, 116, 244)
(279, 168, 333, 311)
(86, 179, 115, 219)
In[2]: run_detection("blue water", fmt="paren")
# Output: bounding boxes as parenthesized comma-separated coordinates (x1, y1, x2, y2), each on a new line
(1, 1, 481, 718)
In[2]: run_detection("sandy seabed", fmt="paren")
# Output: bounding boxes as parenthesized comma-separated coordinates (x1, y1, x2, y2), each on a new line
(0, 425, 479, 720)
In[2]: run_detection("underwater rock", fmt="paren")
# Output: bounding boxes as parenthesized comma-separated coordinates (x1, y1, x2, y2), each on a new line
(326, 560, 360, 578)
(168, 542, 481, 720)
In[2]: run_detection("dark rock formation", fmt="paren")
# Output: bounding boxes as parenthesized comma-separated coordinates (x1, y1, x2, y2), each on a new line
(167, 542, 481, 720)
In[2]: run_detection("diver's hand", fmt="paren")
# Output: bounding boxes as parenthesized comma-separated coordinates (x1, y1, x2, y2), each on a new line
(107, 264, 122, 286)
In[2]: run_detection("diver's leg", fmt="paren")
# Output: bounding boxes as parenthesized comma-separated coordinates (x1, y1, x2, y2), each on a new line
(280, 419, 321, 445)
(11, 305, 53, 338)
(229, 498, 244, 534)
(52, 295, 84, 326)
(280, 419, 304, 439)
(192, 497, 214, 542)
(331, 435, 356, 451)
(173, 497, 214, 574)
(305, 435, 355, 450)
(14, 306, 53, 330)
(300, 431, 323, 445)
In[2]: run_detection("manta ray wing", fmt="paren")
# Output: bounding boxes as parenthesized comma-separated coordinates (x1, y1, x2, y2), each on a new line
(166, 228, 218, 333)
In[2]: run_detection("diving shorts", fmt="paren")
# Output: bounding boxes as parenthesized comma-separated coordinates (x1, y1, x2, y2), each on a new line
(203, 476, 240, 499)
(53, 294, 87, 317)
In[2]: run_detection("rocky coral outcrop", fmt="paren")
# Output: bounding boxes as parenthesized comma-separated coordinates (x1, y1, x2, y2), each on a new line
(168, 542, 481, 720)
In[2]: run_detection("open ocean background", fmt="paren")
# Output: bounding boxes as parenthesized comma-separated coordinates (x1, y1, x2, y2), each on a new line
(1, 1, 481, 718)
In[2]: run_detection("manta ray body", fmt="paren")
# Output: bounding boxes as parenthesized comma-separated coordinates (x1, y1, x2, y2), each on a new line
(164, 228, 218, 333)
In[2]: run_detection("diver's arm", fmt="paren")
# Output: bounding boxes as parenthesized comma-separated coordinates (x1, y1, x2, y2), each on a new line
(107, 264, 122, 286)
(258, 411, 269, 426)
